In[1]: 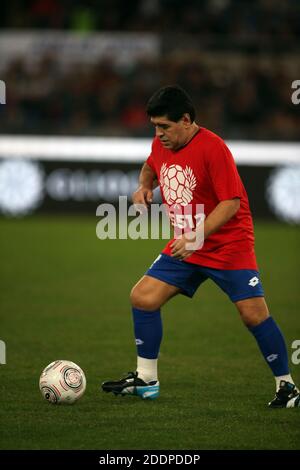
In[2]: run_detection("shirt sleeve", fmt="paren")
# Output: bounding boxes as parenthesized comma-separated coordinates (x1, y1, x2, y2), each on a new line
(146, 138, 157, 173)
(207, 139, 243, 201)
(146, 153, 155, 172)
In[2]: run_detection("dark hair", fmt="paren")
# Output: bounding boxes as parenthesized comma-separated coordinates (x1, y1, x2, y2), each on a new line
(146, 85, 195, 122)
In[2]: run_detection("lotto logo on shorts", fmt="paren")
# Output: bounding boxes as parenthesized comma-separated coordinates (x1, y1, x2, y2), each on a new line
(248, 276, 259, 287)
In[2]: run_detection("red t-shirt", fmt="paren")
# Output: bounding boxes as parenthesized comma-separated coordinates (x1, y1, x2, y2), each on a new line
(146, 127, 258, 270)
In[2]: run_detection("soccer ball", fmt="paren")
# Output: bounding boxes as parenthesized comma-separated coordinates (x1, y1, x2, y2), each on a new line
(39, 360, 86, 405)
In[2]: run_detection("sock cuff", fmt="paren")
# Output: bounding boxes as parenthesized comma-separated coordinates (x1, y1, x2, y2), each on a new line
(132, 307, 161, 317)
(248, 315, 274, 334)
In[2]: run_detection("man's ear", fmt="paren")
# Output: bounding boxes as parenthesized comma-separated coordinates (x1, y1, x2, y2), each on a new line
(182, 113, 192, 126)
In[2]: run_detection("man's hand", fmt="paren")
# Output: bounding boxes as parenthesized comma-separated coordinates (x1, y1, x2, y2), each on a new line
(132, 162, 158, 212)
(132, 186, 153, 211)
(170, 198, 240, 260)
(170, 232, 198, 260)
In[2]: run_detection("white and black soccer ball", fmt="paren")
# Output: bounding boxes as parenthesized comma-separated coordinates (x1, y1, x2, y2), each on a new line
(39, 360, 86, 405)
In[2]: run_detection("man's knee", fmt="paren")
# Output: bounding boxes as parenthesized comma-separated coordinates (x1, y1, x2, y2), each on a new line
(240, 310, 269, 327)
(130, 285, 161, 311)
(235, 297, 269, 327)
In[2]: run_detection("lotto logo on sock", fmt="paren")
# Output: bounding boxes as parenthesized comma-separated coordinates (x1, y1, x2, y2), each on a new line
(135, 339, 144, 346)
(267, 353, 278, 363)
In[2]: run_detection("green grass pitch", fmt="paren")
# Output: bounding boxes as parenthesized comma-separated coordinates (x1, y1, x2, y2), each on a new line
(0, 216, 299, 450)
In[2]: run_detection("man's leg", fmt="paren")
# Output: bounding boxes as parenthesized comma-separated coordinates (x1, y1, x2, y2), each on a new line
(130, 275, 181, 383)
(235, 297, 299, 407)
(102, 275, 181, 399)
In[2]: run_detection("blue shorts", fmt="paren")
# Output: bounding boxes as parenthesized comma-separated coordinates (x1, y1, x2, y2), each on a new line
(146, 253, 264, 303)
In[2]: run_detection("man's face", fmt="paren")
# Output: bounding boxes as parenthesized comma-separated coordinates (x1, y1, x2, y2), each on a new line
(150, 115, 190, 150)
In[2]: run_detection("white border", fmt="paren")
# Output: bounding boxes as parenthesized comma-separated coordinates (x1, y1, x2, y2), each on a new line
(0, 136, 299, 165)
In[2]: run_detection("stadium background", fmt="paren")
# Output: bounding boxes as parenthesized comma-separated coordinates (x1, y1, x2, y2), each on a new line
(0, 0, 299, 451)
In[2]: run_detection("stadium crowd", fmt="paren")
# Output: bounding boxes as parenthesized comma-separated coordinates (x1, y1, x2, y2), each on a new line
(1, 54, 299, 140)
(1, 0, 300, 42)
(0, 0, 299, 140)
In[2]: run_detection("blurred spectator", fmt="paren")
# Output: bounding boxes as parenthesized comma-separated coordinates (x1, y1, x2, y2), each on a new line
(29, 0, 66, 29)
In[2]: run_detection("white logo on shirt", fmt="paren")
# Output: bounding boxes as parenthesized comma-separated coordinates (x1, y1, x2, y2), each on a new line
(160, 164, 197, 206)
(248, 276, 259, 287)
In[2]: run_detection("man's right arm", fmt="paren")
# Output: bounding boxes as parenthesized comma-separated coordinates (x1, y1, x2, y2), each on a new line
(132, 162, 158, 208)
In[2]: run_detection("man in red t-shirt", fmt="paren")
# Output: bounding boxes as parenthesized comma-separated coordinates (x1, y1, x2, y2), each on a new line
(102, 85, 299, 408)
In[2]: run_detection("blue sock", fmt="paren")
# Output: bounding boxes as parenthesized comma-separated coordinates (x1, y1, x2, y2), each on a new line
(132, 307, 162, 359)
(248, 316, 289, 376)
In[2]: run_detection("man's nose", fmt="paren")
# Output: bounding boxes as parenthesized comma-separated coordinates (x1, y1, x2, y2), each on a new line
(155, 126, 164, 138)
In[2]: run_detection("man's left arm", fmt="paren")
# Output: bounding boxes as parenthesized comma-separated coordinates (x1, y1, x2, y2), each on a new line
(203, 197, 240, 239)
